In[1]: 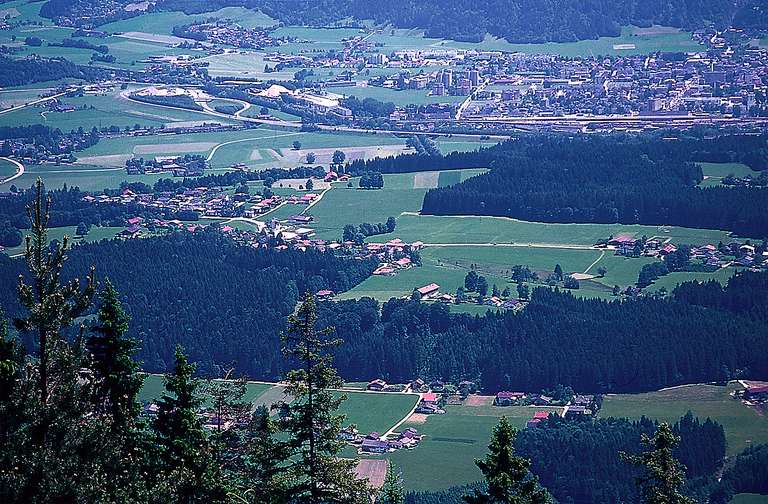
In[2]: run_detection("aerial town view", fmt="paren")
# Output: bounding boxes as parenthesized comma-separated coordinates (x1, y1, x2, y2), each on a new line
(1, 0, 768, 503)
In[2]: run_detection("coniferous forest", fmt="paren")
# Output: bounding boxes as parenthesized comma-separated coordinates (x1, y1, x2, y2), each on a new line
(2, 233, 767, 392)
(42, 0, 768, 43)
(411, 134, 768, 237)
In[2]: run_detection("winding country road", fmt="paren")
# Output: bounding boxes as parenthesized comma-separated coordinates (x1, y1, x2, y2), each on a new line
(0, 157, 25, 185)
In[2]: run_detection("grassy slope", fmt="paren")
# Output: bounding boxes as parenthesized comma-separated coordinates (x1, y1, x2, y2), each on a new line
(600, 384, 768, 456)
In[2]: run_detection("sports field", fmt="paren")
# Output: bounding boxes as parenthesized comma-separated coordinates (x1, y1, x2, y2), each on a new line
(600, 383, 768, 456)
(336, 86, 465, 106)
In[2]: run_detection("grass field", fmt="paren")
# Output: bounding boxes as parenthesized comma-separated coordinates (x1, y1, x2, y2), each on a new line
(335, 86, 465, 106)
(600, 383, 768, 456)
(138, 374, 417, 435)
(699, 162, 758, 187)
(5, 163, 164, 192)
(352, 402, 563, 492)
(377, 214, 733, 246)
(0, 158, 17, 179)
(102, 8, 275, 36)
(0, 90, 229, 131)
(732, 494, 768, 504)
(1, 225, 123, 256)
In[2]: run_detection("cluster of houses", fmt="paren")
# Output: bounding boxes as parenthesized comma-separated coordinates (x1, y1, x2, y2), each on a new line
(602, 234, 768, 270)
(411, 282, 523, 310)
(340, 426, 423, 454)
(495, 391, 599, 422)
(142, 401, 248, 432)
(370, 238, 423, 277)
(125, 155, 207, 177)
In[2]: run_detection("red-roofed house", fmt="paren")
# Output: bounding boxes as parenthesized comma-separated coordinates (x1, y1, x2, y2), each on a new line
(745, 385, 768, 401)
(422, 392, 438, 404)
(367, 379, 387, 391)
(415, 283, 440, 300)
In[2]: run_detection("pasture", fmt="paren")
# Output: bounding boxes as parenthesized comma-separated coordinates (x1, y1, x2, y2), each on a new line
(699, 162, 757, 187)
(600, 383, 768, 456)
(137, 374, 418, 435)
(732, 495, 768, 504)
(1, 225, 124, 257)
(356, 402, 563, 492)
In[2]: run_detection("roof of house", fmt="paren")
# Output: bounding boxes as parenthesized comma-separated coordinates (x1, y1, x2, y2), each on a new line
(416, 283, 440, 295)
(422, 392, 438, 402)
(533, 411, 549, 419)
(497, 391, 525, 399)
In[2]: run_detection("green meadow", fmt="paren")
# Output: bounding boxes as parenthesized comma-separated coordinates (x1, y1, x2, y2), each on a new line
(1, 225, 124, 257)
(601, 383, 768, 456)
(355, 402, 563, 492)
(138, 374, 417, 435)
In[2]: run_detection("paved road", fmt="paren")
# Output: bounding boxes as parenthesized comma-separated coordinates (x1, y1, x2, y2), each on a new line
(0, 157, 25, 185)
(0, 91, 69, 116)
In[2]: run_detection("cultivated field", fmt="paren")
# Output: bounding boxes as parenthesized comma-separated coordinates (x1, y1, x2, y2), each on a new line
(600, 383, 768, 456)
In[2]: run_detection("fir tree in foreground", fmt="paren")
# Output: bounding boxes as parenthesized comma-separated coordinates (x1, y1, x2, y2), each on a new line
(279, 292, 374, 503)
(622, 423, 696, 504)
(378, 463, 405, 504)
(464, 417, 552, 504)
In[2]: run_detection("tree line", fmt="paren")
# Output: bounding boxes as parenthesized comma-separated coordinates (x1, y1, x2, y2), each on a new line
(145, 0, 765, 43)
(417, 134, 768, 237)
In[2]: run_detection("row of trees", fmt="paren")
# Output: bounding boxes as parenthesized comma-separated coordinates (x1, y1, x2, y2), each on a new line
(342, 216, 397, 242)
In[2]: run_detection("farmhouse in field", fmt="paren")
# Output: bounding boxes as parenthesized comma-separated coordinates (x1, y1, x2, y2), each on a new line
(366, 379, 387, 391)
(495, 391, 525, 406)
(744, 384, 768, 402)
(414, 283, 440, 300)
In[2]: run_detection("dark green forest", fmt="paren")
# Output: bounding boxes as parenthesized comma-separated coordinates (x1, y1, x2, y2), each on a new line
(351, 133, 768, 237)
(42, 0, 768, 43)
(0, 232, 376, 377)
(3, 236, 767, 392)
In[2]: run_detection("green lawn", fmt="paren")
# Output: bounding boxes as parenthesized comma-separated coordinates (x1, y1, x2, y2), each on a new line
(381, 214, 734, 246)
(0, 158, 18, 179)
(138, 374, 417, 435)
(102, 8, 276, 35)
(352, 402, 562, 492)
(732, 494, 768, 504)
(4, 164, 164, 192)
(0, 91, 228, 132)
(600, 383, 768, 456)
(337, 392, 419, 435)
(699, 162, 758, 187)
(2, 225, 123, 257)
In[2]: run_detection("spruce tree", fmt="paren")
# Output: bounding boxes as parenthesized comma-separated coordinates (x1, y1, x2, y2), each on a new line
(2, 179, 105, 502)
(232, 405, 293, 503)
(14, 178, 95, 406)
(465, 417, 552, 504)
(279, 292, 373, 503)
(622, 423, 695, 504)
(153, 346, 227, 502)
(378, 463, 405, 504)
(88, 278, 142, 431)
